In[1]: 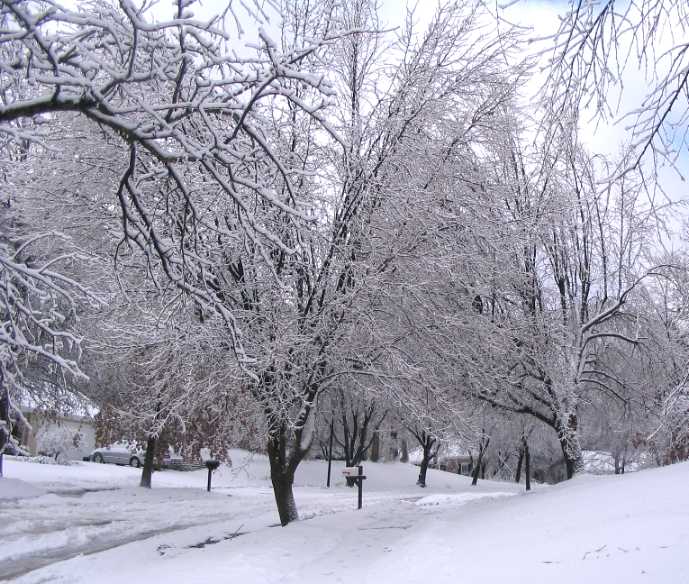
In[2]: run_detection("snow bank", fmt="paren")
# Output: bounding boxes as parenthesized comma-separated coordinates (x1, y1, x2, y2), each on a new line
(1, 448, 521, 581)
(11, 458, 689, 584)
(413, 491, 514, 507)
(14, 449, 688, 584)
(0, 478, 45, 501)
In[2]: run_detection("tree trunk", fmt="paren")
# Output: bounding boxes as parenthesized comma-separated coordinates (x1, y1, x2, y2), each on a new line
(370, 431, 380, 462)
(415, 433, 436, 488)
(524, 438, 531, 492)
(139, 434, 156, 488)
(267, 432, 300, 526)
(515, 447, 524, 483)
(417, 454, 430, 488)
(0, 379, 9, 478)
(343, 460, 356, 487)
(472, 435, 490, 486)
(400, 438, 409, 463)
(472, 449, 487, 486)
(326, 419, 333, 488)
(340, 417, 357, 487)
(557, 414, 583, 480)
(345, 438, 356, 487)
(360, 428, 369, 462)
(271, 469, 298, 526)
(471, 459, 481, 486)
(563, 453, 576, 479)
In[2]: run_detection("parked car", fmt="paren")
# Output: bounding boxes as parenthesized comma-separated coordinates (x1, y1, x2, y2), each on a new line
(162, 451, 184, 467)
(90, 443, 144, 467)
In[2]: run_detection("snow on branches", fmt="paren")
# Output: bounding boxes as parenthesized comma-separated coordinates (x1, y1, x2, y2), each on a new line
(0, 222, 98, 460)
(0, 0, 350, 366)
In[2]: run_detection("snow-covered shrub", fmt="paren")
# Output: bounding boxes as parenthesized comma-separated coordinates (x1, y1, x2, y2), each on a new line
(10, 454, 73, 466)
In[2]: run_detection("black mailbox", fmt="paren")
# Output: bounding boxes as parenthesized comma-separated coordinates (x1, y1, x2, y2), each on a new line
(205, 459, 220, 491)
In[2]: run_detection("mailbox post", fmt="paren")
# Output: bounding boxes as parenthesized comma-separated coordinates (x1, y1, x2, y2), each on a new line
(342, 465, 366, 510)
(205, 459, 220, 492)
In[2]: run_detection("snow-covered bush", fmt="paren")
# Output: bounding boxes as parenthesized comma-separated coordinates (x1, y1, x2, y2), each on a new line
(9, 454, 73, 466)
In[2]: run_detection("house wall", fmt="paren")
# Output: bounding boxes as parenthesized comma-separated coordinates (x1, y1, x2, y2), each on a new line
(438, 457, 473, 475)
(30, 415, 96, 461)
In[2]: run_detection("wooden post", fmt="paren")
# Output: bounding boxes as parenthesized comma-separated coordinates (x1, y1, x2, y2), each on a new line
(342, 465, 366, 509)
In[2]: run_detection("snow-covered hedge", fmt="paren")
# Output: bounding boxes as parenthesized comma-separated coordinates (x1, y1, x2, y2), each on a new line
(8, 454, 74, 466)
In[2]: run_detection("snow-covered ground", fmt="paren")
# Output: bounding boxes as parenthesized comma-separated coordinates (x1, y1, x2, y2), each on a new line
(1, 452, 687, 583)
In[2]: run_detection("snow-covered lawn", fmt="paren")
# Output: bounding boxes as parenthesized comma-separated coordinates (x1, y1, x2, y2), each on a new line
(1, 452, 687, 583)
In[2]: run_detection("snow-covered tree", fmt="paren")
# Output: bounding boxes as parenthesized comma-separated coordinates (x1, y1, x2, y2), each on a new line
(543, 0, 689, 174)
(0, 186, 97, 474)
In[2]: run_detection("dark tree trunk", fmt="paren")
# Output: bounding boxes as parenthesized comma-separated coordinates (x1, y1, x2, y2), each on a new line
(471, 434, 490, 486)
(400, 438, 409, 463)
(370, 431, 380, 462)
(414, 432, 437, 488)
(563, 454, 576, 479)
(139, 434, 157, 488)
(515, 447, 524, 483)
(0, 377, 10, 478)
(326, 419, 333, 488)
(267, 430, 300, 526)
(614, 447, 627, 475)
(333, 390, 386, 478)
(523, 437, 531, 492)
(417, 454, 430, 487)
(345, 425, 356, 487)
(408, 426, 439, 488)
(271, 469, 298, 526)
(557, 414, 582, 480)
(560, 439, 585, 479)
(471, 460, 481, 486)
(360, 427, 369, 462)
